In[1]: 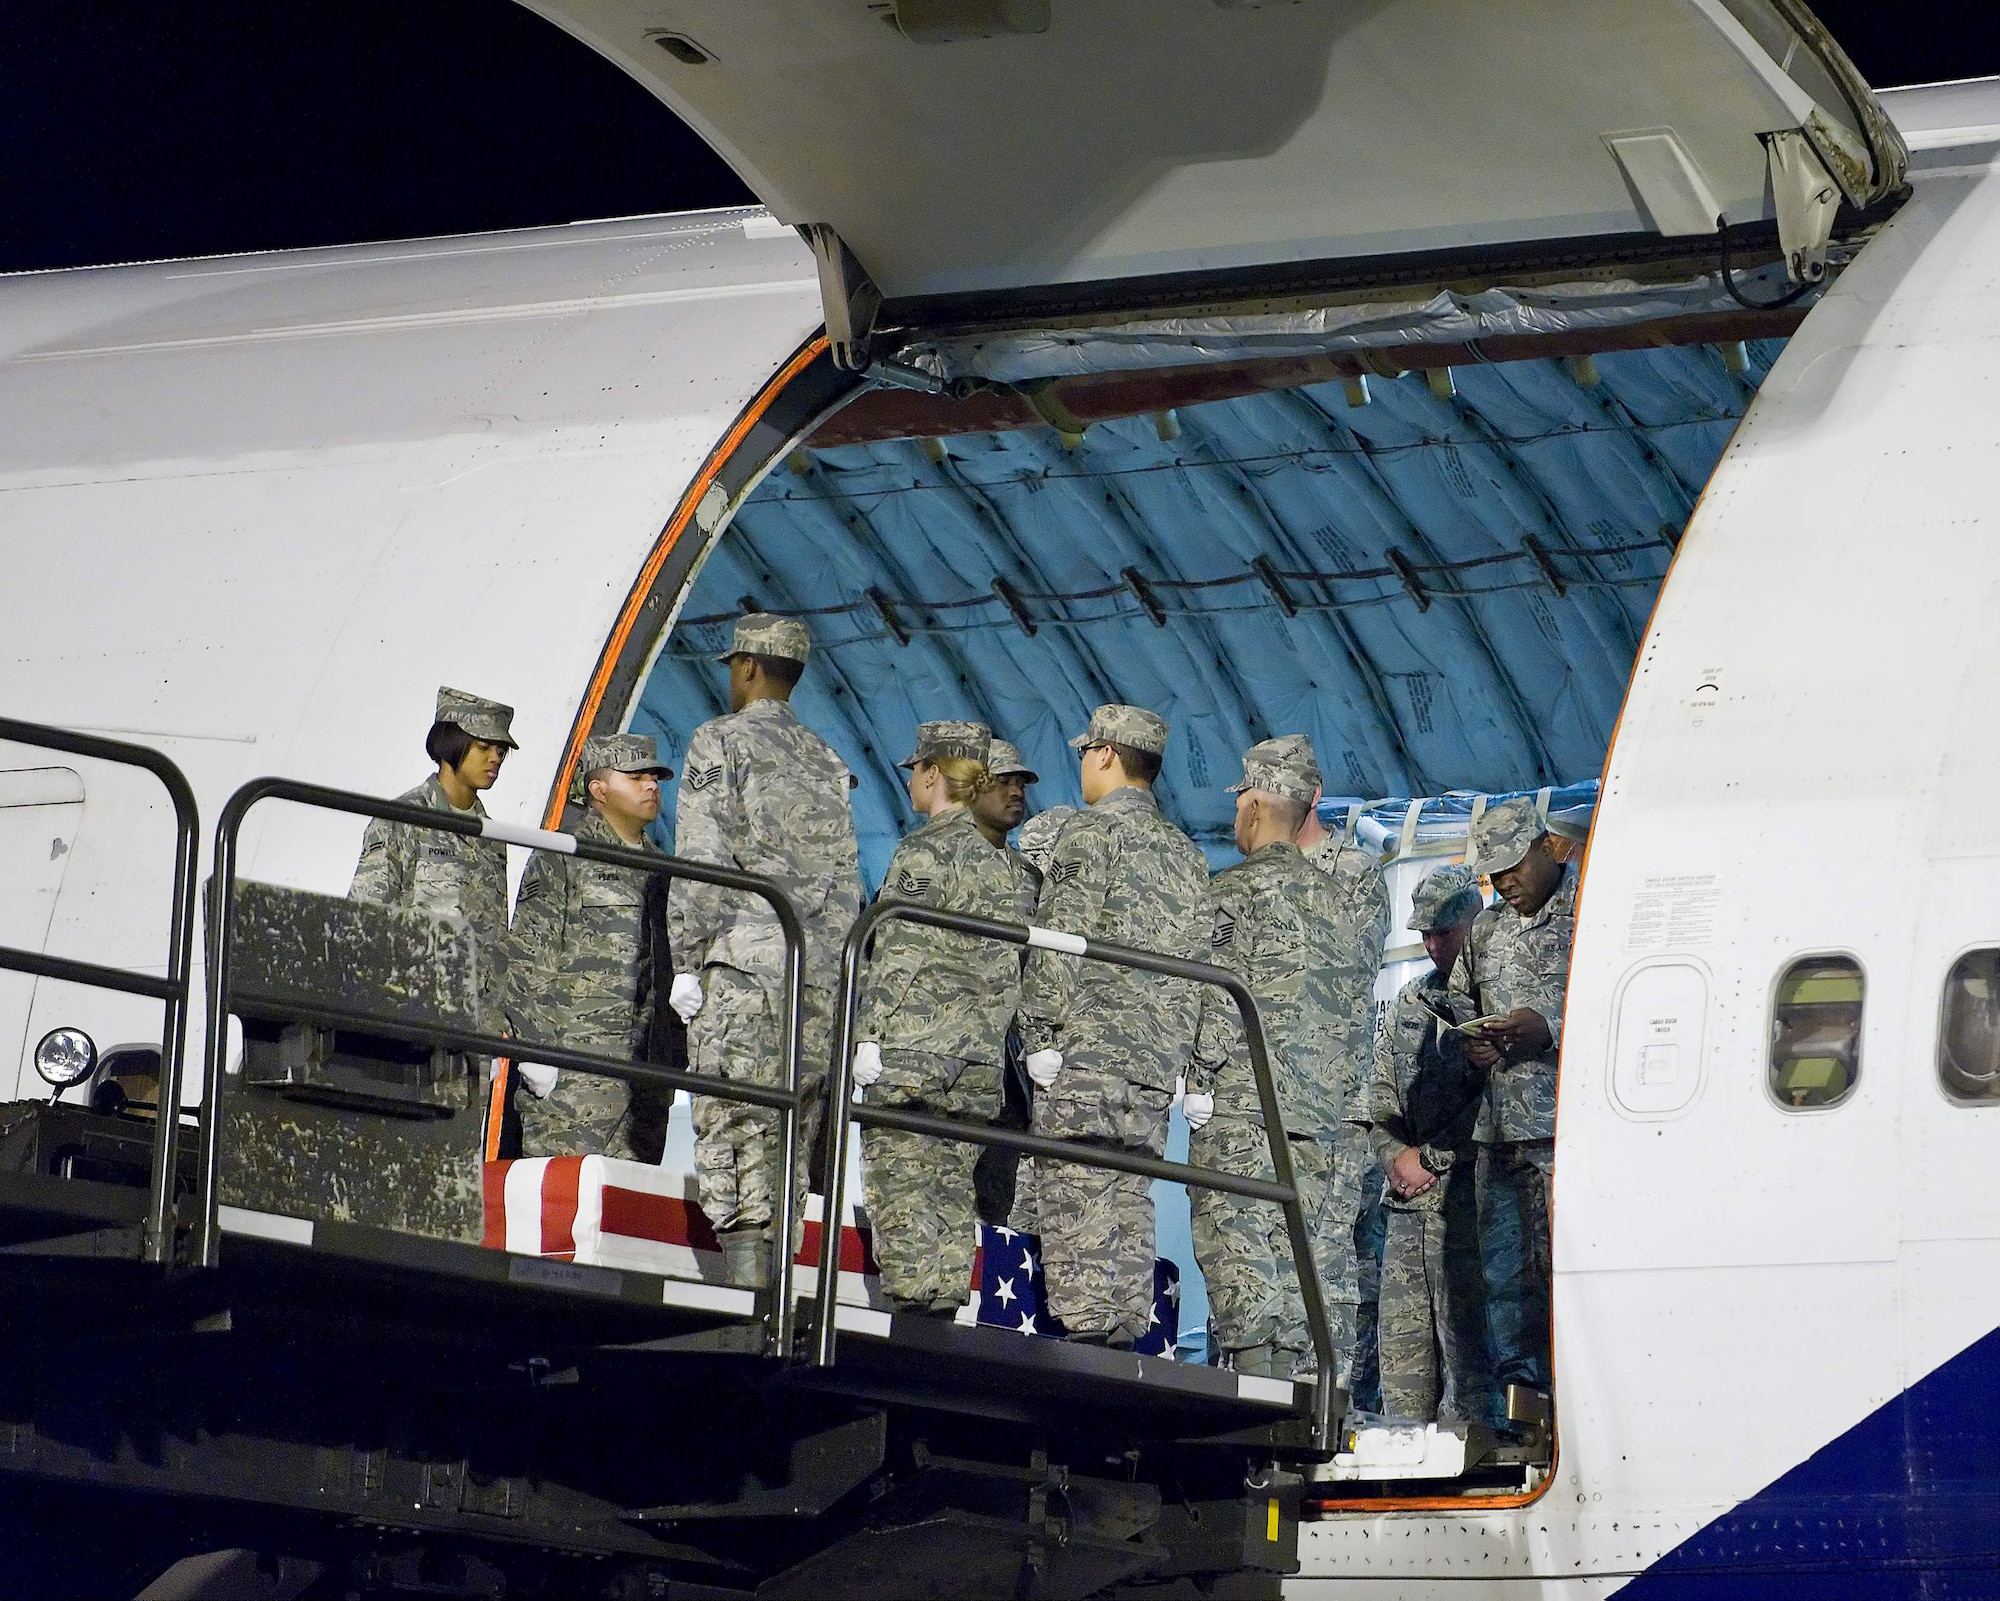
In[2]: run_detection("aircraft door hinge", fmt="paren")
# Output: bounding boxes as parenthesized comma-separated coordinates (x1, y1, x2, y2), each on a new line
(799, 224, 883, 372)
(1765, 129, 1841, 285)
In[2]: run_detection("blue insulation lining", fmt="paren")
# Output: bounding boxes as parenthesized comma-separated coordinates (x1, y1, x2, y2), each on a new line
(637, 341, 1780, 890)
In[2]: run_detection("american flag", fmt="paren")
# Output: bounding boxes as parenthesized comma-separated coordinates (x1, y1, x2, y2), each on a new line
(972, 1224, 1181, 1357)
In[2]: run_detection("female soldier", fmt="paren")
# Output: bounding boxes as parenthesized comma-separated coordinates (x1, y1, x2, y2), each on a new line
(850, 721, 1038, 1318)
(348, 685, 517, 1015)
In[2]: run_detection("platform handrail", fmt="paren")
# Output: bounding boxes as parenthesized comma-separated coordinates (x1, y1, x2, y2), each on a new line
(0, 716, 199, 1268)
(194, 775, 809, 1357)
(813, 898, 1340, 1451)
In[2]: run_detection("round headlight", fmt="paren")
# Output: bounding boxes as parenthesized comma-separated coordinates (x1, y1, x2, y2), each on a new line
(34, 1027, 97, 1088)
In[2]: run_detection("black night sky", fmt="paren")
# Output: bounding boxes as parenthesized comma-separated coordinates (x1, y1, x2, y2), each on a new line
(2, 2, 1996, 275)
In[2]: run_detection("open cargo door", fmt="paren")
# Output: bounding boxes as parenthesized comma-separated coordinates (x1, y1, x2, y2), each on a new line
(519, 0, 1905, 364)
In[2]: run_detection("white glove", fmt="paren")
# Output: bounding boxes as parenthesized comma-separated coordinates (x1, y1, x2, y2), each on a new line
(852, 1042, 884, 1088)
(1181, 1091, 1215, 1130)
(517, 1061, 559, 1100)
(669, 973, 705, 1023)
(1025, 1049, 1064, 1089)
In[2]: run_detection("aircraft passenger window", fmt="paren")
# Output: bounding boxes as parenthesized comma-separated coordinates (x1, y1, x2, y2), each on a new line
(1938, 951, 2000, 1105)
(1769, 956, 1863, 1109)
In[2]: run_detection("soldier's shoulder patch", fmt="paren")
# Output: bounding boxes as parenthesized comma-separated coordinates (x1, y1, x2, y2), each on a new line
(894, 870, 932, 897)
(1048, 858, 1082, 887)
(686, 762, 724, 793)
(1211, 912, 1237, 949)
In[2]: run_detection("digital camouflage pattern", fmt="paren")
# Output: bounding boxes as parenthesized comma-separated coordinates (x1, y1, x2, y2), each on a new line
(861, 1051, 1001, 1310)
(715, 612, 811, 664)
(1030, 1064, 1173, 1341)
(1020, 780, 1208, 1341)
(1019, 785, 1209, 1091)
(860, 806, 1038, 1062)
(1188, 1117, 1305, 1357)
(1409, 862, 1483, 932)
(668, 697, 862, 995)
(1367, 969, 1483, 1213)
(1187, 841, 1354, 1132)
(896, 720, 991, 769)
(433, 686, 518, 748)
(1067, 703, 1170, 756)
(1465, 794, 1543, 877)
(670, 694, 859, 1233)
(986, 740, 1038, 782)
(1300, 833, 1392, 1123)
(1014, 806, 1076, 876)
(858, 802, 1038, 1305)
(1369, 966, 1493, 1421)
(1460, 864, 1576, 1143)
(687, 964, 824, 1232)
(572, 732, 670, 802)
(1456, 859, 1574, 1398)
(348, 772, 510, 1012)
(505, 809, 666, 1158)
(1224, 734, 1320, 805)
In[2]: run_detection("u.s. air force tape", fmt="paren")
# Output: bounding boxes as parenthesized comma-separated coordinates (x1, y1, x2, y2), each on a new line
(1026, 926, 1088, 955)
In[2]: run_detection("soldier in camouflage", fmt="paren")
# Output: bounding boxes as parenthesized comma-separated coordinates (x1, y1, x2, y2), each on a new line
(1458, 796, 1575, 1402)
(1185, 735, 1358, 1381)
(506, 733, 676, 1160)
(965, 739, 1043, 1229)
(1297, 788, 1392, 1396)
(1020, 705, 1210, 1346)
(667, 614, 862, 1287)
(1369, 864, 1494, 1422)
(348, 686, 517, 1017)
(852, 722, 1039, 1315)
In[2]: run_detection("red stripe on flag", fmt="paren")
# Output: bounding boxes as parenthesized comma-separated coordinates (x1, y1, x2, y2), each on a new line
(540, 1157, 583, 1260)
(480, 1161, 512, 1249)
(600, 1187, 722, 1254)
(795, 1218, 880, 1277)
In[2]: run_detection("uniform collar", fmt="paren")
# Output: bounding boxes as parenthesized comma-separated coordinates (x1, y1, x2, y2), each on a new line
(737, 697, 798, 726)
(575, 807, 656, 851)
(1245, 839, 1303, 866)
(420, 772, 486, 817)
(1090, 784, 1159, 816)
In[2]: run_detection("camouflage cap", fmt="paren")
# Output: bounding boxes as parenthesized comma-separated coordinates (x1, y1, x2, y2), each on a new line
(897, 720, 991, 769)
(435, 686, 518, 749)
(579, 732, 672, 779)
(716, 612, 811, 665)
(986, 739, 1039, 783)
(1467, 796, 1548, 877)
(1016, 805, 1078, 875)
(1409, 863, 1483, 931)
(1067, 703, 1170, 757)
(1225, 733, 1320, 805)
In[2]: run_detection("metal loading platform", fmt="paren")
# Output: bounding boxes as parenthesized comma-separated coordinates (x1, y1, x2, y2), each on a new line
(0, 722, 1328, 1601)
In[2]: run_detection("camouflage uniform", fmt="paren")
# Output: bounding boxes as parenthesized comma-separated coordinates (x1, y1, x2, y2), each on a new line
(859, 723, 1039, 1310)
(1020, 706, 1210, 1343)
(1014, 805, 1077, 876)
(347, 687, 517, 1016)
(970, 739, 1045, 1229)
(1369, 865, 1494, 1423)
(506, 735, 675, 1160)
(1299, 824, 1391, 1387)
(668, 616, 862, 1235)
(1458, 798, 1575, 1398)
(1184, 738, 1345, 1378)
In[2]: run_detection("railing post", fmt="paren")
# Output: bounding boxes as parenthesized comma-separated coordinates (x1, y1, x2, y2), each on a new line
(810, 907, 873, 1367)
(0, 717, 201, 1271)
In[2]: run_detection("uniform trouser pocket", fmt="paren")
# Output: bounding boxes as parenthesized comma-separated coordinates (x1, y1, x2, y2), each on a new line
(860, 1052, 1000, 1306)
(1029, 1068, 1169, 1340)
